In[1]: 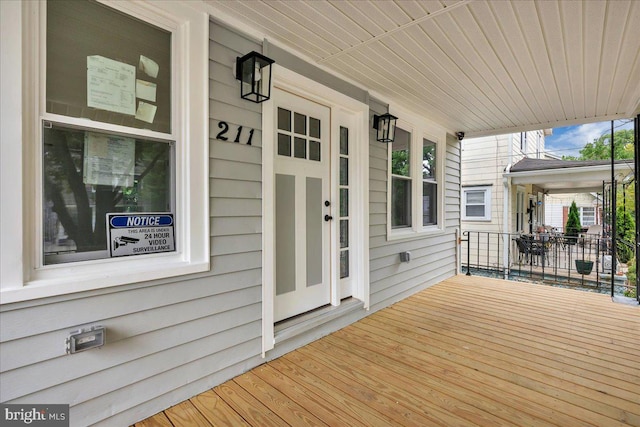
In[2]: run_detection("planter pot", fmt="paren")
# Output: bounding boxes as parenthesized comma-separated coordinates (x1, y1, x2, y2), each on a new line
(575, 260, 594, 275)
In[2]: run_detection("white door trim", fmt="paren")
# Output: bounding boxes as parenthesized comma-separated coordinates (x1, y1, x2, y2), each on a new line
(262, 65, 369, 355)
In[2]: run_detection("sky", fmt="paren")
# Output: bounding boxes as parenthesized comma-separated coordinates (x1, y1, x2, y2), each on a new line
(544, 119, 635, 158)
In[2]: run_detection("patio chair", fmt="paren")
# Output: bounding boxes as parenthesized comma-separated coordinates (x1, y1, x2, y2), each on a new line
(515, 235, 548, 265)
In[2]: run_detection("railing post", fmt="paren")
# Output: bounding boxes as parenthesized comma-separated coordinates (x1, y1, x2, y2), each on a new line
(466, 231, 471, 276)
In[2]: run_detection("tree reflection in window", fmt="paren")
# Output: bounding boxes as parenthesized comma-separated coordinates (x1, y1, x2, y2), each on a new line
(43, 124, 172, 263)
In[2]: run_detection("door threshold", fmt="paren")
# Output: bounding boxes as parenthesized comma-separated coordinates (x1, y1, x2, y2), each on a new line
(274, 298, 363, 344)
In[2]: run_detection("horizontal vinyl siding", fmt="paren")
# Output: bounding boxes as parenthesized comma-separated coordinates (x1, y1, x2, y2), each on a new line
(0, 22, 265, 427)
(368, 112, 460, 311)
(461, 135, 508, 235)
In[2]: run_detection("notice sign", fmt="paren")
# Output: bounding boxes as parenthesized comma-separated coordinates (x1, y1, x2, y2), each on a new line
(107, 213, 175, 257)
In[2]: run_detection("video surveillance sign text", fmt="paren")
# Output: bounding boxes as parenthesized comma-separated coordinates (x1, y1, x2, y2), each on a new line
(107, 213, 175, 257)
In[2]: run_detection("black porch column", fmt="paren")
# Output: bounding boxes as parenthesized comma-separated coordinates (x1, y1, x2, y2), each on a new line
(635, 114, 640, 302)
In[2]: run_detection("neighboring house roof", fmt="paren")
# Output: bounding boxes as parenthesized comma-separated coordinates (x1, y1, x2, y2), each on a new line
(510, 157, 633, 172)
(506, 157, 634, 193)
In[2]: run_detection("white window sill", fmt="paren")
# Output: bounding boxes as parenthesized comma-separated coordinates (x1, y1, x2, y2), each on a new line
(387, 225, 446, 242)
(1, 259, 209, 304)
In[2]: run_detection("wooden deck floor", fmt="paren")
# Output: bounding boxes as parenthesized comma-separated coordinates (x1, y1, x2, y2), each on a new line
(135, 275, 640, 427)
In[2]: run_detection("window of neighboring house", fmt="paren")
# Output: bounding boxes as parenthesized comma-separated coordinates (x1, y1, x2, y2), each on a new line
(462, 186, 492, 221)
(580, 207, 596, 226)
(520, 132, 527, 153)
(3, 0, 209, 300)
(387, 111, 445, 239)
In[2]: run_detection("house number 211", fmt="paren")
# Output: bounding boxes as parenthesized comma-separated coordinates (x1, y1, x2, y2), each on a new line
(215, 121, 254, 145)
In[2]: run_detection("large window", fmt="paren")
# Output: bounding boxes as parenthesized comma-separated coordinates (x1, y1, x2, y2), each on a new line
(43, 0, 173, 264)
(462, 186, 492, 221)
(387, 111, 445, 239)
(422, 138, 437, 226)
(43, 124, 173, 264)
(1, 0, 209, 300)
(390, 127, 412, 228)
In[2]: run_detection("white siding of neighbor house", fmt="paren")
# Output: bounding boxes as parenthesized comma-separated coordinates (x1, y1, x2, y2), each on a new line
(461, 132, 546, 268)
(460, 134, 511, 235)
(0, 21, 461, 427)
(461, 131, 544, 236)
(545, 192, 599, 230)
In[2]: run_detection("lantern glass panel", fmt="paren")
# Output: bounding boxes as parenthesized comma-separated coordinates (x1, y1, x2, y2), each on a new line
(237, 52, 274, 103)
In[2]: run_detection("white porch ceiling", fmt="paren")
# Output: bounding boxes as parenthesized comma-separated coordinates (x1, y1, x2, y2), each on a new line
(204, 0, 640, 137)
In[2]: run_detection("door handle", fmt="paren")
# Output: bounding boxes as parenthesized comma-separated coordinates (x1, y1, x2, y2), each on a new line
(324, 215, 333, 222)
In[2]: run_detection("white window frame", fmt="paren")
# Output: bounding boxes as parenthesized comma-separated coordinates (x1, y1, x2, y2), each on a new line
(580, 206, 596, 226)
(462, 186, 492, 221)
(386, 107, 446, 241)
(0, 1, 209, 303)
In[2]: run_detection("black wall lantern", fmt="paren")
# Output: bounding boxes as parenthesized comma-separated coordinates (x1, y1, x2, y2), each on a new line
(235, 51, 275, 103)
(373, 113, 398, 143)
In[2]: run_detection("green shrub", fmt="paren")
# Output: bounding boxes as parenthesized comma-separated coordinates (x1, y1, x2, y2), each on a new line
(625, 258, 637, 298)
(616, 206, 635, 263)
(565, 201, 581, 245)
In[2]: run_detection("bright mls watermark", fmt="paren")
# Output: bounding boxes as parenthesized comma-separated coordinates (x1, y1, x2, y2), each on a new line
(1, 404, 69, 426)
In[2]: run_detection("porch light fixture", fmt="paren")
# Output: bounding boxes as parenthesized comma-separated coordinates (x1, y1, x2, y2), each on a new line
(235, 51, 275, 103)
(373, 113, 398, 143)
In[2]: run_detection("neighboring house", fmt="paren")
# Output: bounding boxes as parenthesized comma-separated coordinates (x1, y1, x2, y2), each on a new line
(545, 192, 601, 232)
(505, 158, 634, 227)
(1, 1, 639, 426)
(461, 133, 631, 273)
(461, 130, 550, 237)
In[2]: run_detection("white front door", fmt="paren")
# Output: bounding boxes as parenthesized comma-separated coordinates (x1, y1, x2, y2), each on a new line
(273, 89, 332, 322)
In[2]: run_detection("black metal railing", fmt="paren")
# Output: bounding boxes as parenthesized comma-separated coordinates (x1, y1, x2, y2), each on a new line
(461, 231, 635, 295)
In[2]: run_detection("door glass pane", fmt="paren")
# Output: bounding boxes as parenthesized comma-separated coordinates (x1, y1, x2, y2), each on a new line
(340, 157, 349, 185)
(340, 250, 349, 279)
(276, 174, 296, 295)
(309, 117, 320, 138)
(392, 177, 412, 228)
(340, 220, 349, 248)
(391, 127, 410, 177)
(340, 126, 349, 155)
(278, 108, 291, 131)
(294, 113, 306, 135)
(423, 181, 437, 226)
(340, 188, 349, 217)
(309, 140, 321, 161)
(306, 177, 323, 287)
(278, 133, 291, 156)
(294, 137, 306, 159)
